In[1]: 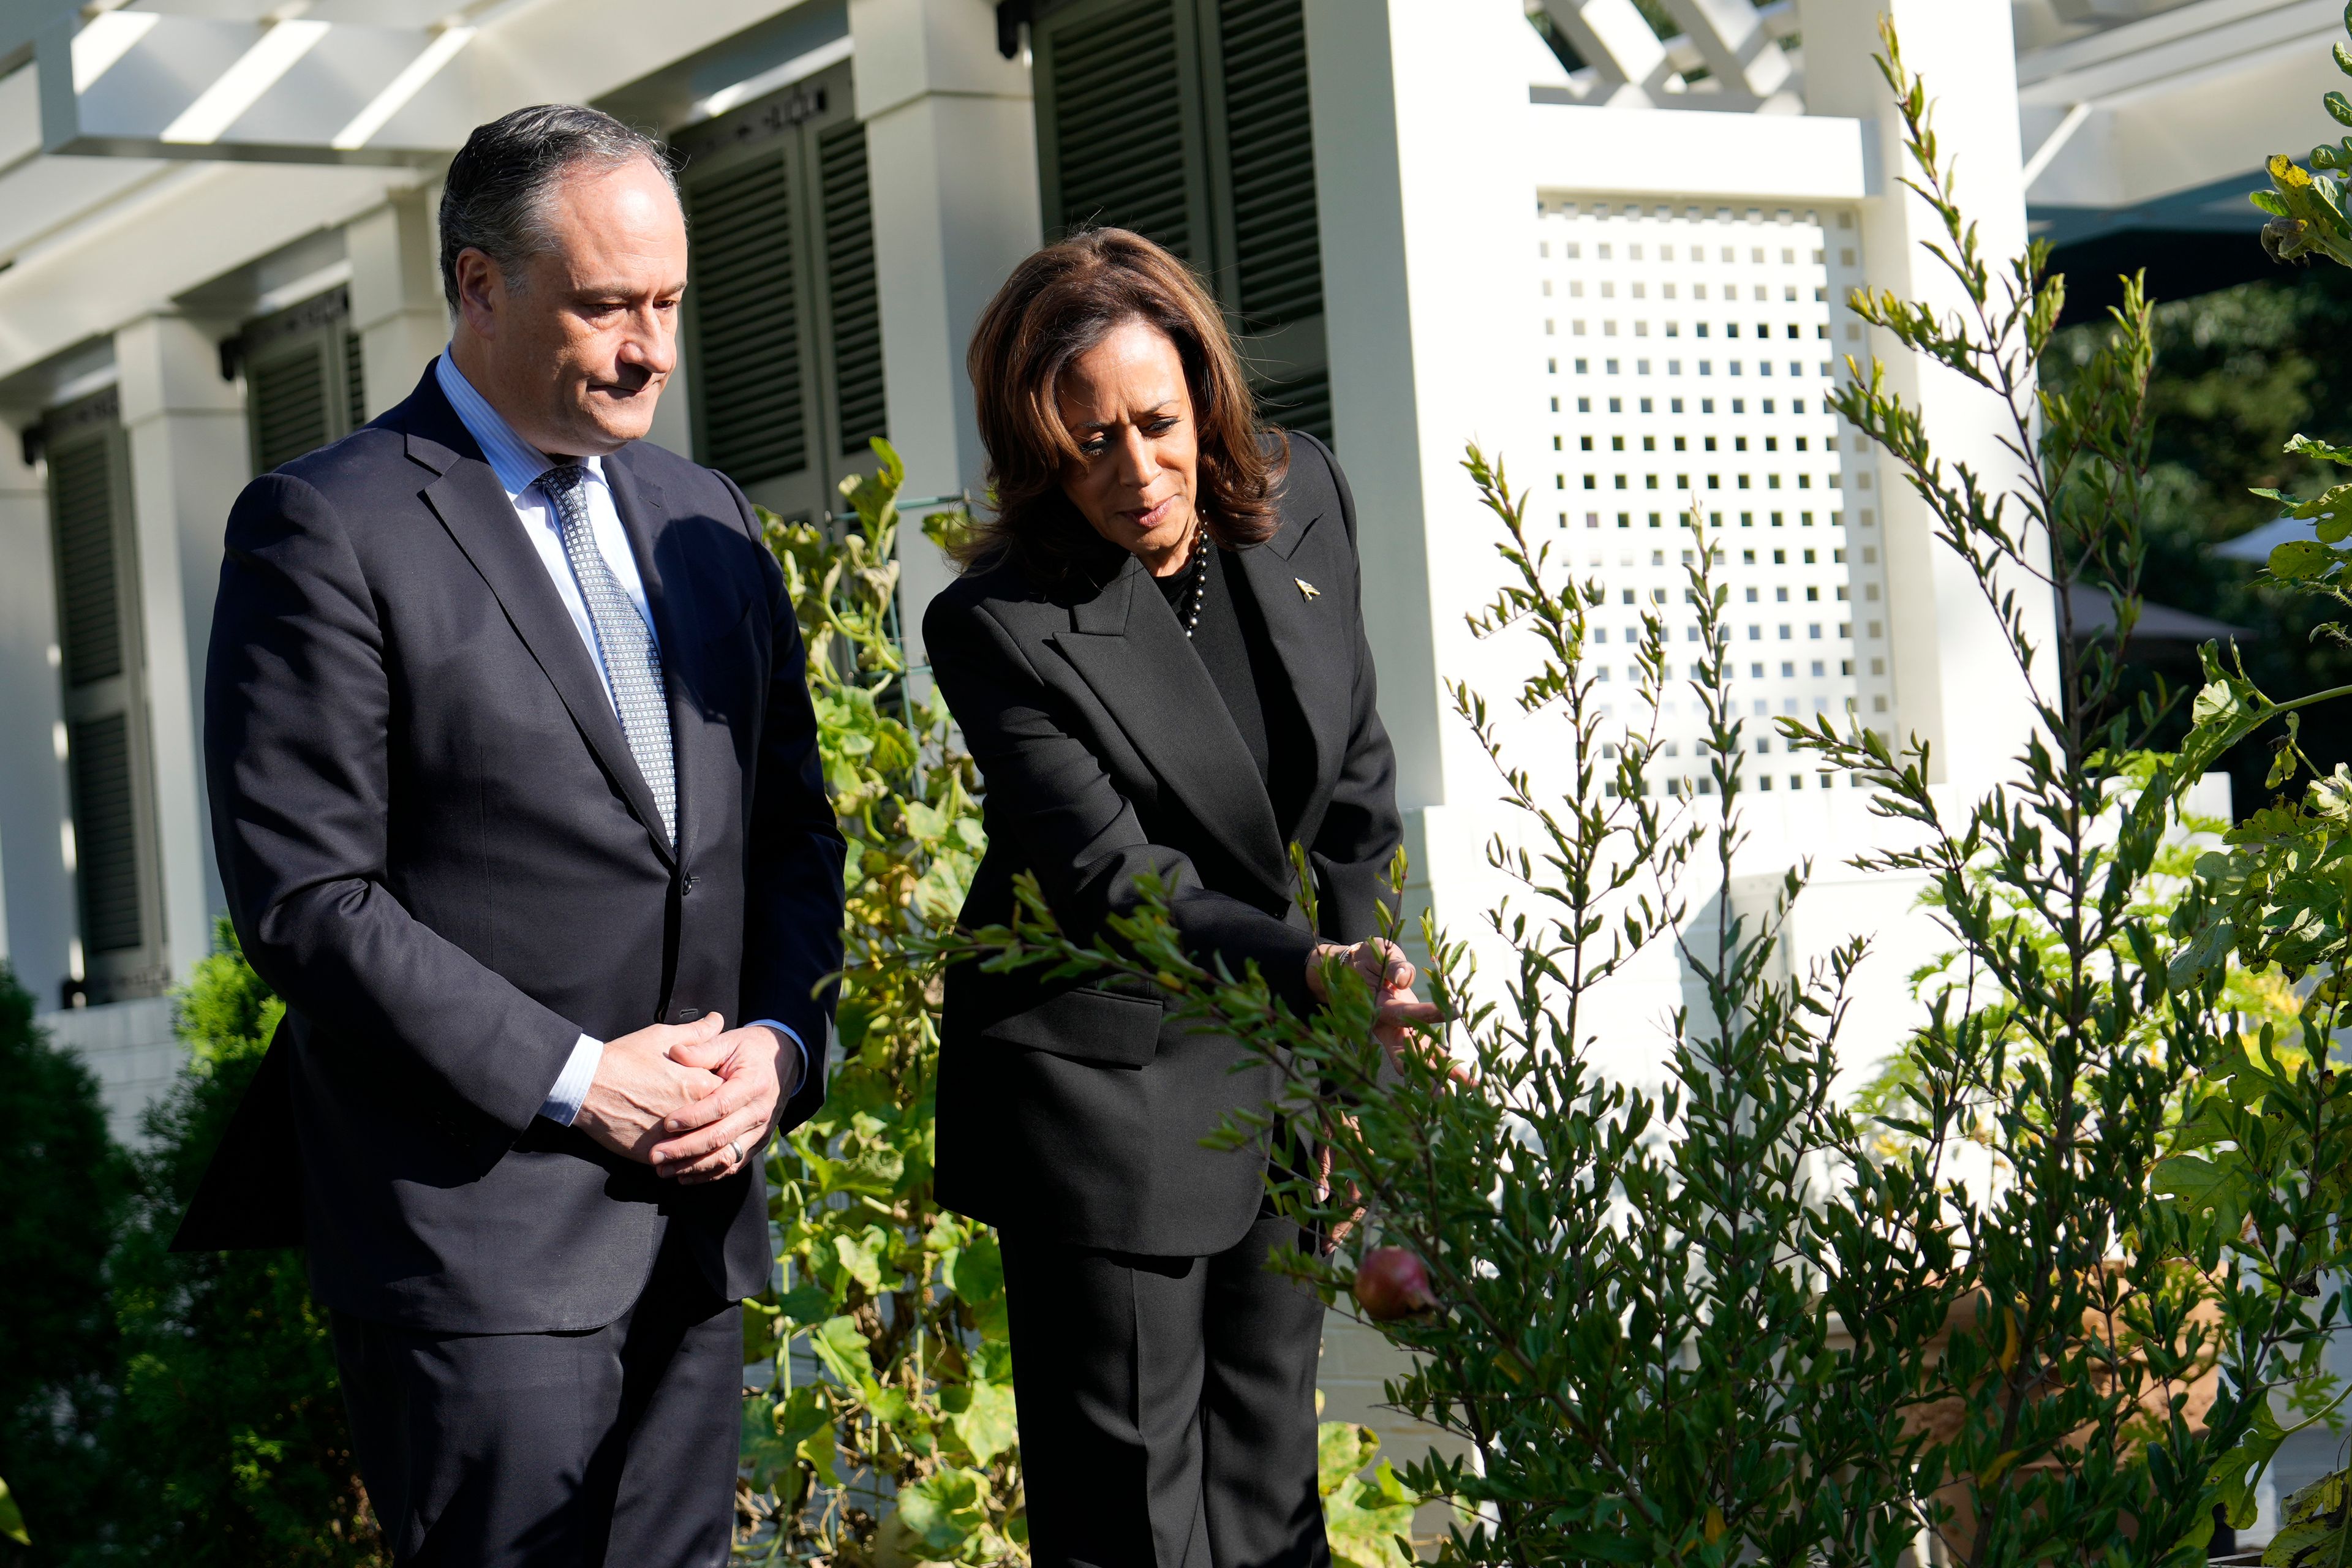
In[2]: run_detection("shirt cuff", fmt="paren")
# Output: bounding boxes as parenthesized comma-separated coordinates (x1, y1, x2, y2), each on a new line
(748, 1019, 810, 1097)
(537, 1033, 604, 1126)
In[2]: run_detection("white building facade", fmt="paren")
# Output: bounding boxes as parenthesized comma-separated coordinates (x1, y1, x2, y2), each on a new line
(0, 0, 2328, 1508)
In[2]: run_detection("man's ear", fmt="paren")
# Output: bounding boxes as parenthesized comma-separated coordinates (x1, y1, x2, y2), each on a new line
(453, 248, 504, 339)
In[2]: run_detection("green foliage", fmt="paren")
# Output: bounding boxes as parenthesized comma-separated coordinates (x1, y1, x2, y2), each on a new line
(2253, 434, 2352, 585)
(0, 965, 128, 1564)
(1316, 1422, 1416, 1568)
(935, 24, 2309, 1565)
(2038, 262, 2352, 814)
(2252, 6, 2352, 268)
(734, 443, 1020, 1563)
(84, 921, 380, 1567)
(941, 459, 1943, 1559)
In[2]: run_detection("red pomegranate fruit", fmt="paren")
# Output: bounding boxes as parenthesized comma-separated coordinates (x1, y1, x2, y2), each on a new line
(1353, 1248, 1438, 1321)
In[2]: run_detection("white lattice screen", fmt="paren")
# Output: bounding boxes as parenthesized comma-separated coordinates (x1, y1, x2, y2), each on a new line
(1532, 195, 1891, 798)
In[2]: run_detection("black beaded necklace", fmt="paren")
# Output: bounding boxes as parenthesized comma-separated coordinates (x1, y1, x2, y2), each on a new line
(1175, 526, 1210, 639)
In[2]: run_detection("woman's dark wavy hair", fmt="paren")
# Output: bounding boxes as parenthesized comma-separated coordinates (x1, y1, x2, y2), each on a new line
(957, 227, 1285, 585)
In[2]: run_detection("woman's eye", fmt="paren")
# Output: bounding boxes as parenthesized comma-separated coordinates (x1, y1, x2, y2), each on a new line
(1078, 439, 1107, 458)
(1146, 418, 1178, 435)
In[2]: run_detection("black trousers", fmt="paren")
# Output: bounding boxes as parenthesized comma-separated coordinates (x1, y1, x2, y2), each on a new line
(329, 1237, 741, 1567)
(1001, 1210, 1330, 1568)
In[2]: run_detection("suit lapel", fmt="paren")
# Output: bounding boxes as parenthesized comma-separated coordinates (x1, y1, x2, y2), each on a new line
(603, 451, 702, 862)
(1048, 557, 1292, 903)
(408, 423, 678, 870)
(1235, 507, 1345, 826)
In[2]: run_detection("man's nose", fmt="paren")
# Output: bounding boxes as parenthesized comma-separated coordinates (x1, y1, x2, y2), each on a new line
(618, 306, 676, 375)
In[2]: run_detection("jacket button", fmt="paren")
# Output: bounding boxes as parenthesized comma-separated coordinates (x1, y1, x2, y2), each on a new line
(680, 874, 696, 897)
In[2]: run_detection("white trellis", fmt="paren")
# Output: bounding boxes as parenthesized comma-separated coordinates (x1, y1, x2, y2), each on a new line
(1529, 0, 1805, 111)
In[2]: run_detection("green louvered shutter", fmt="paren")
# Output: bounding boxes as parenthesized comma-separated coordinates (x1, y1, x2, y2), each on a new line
(685, 154, 809, 488)
(242, 287, 364, 473)
(250, 350, 330, 472)
(1033, 0, 1332, 445)
(818, 119, 888, 460)
(50, 439, 124, 690)
(43, 388, 168, 1001)
(1216, 0, 1321, 329)
(1037, 0, 1204, 258)
(68, 714, 143, 956)
(675, 59, 879, 522)
(345, 330, 368, 431)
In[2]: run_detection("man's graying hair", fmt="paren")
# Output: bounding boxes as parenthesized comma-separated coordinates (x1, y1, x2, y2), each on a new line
(438, 104, 677, 311)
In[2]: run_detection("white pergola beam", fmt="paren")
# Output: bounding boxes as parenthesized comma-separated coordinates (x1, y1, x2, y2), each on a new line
(1534, 0, 1674, 101)
(37, 12, 477, 164)
(1656, 0, 1796, 99)
(26, 0, 820, 165)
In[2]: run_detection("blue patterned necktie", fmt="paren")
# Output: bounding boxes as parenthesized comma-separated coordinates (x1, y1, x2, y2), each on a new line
(540, 462, 677, 845)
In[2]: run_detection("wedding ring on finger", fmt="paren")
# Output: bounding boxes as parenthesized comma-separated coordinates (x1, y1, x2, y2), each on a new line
(726, 1138, 744, 1167)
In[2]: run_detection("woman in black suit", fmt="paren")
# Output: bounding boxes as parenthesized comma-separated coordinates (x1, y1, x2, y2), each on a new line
(922, 228, 1433, 1567)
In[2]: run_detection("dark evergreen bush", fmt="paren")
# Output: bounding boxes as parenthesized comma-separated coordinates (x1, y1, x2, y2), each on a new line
(84, 924, 380, 1566)
(0, 965, 127, 1564)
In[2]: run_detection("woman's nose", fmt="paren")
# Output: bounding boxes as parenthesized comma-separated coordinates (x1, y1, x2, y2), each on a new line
(1114, 428, 1156, 486)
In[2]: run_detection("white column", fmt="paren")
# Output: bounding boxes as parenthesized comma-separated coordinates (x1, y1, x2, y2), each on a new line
(1297, 0, 1543, 1523)
(0, 420, 74, 1006)
(848, 0, 1040, 667)
(1802, 0, 2046, 794)
(116, 313, 246, 984)
(1303, 0, 1546, 928)
(347, 188, 447, 421)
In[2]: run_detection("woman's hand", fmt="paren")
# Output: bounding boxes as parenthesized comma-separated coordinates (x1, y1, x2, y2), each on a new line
(1306, 938, 1442, 1062)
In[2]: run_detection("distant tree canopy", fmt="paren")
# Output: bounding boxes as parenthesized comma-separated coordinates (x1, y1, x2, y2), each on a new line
(2045, 261, 2352, 813)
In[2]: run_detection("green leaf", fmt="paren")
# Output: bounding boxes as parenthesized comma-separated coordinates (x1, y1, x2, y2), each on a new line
(833, 1225, 897, 1295)
(2269, 539, 2337, 581)
(773, 1384, 829, 1447)
(775, 1281, 834, 1326)
(744, 1385, 827, 1490)
(2291, 431, 2352, 464)
(948, 1378, 1020, 1466)
(892, 1466, 991, 1552)
(810, 1314, 876, 1389)
(943, 1232, 1004, 1305)
(797, 1420, 842, 1488)
(1317, 1420, 1381, 1499)
(2215, 1401, 2289, 1529)
(0, 1473, 26, 1547)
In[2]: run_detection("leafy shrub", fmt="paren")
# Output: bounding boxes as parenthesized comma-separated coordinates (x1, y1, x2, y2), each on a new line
(734, 446, 1021, 1563)
(940, 28, 2325, 1564)
(0, 965, 128, 1564)
(88, 923, 382, 1567)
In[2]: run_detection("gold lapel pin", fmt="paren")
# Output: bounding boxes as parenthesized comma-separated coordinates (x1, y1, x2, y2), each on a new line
(1295, 578, 1321, 601)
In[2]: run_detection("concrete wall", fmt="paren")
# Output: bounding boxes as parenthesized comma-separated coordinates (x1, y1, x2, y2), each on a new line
(41, 997, 180, 1147)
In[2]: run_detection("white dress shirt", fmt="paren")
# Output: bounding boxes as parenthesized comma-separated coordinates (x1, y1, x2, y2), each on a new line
(434, 352, 806, 1127)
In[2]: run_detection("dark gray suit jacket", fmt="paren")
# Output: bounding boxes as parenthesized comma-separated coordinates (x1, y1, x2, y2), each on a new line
(184, 363, 845, 1333)
(923, 433, 1401, 1257)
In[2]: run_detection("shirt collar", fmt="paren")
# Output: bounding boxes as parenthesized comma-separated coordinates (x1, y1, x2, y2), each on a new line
(434, 350, 606, 502)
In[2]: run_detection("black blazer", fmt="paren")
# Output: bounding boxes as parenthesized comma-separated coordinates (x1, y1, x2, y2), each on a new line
(183, 363, 846, 1333)
(922, 433, 1401, 1257)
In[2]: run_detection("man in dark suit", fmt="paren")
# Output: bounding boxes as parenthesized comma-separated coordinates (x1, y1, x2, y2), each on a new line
(194, 104, 845, 1565)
